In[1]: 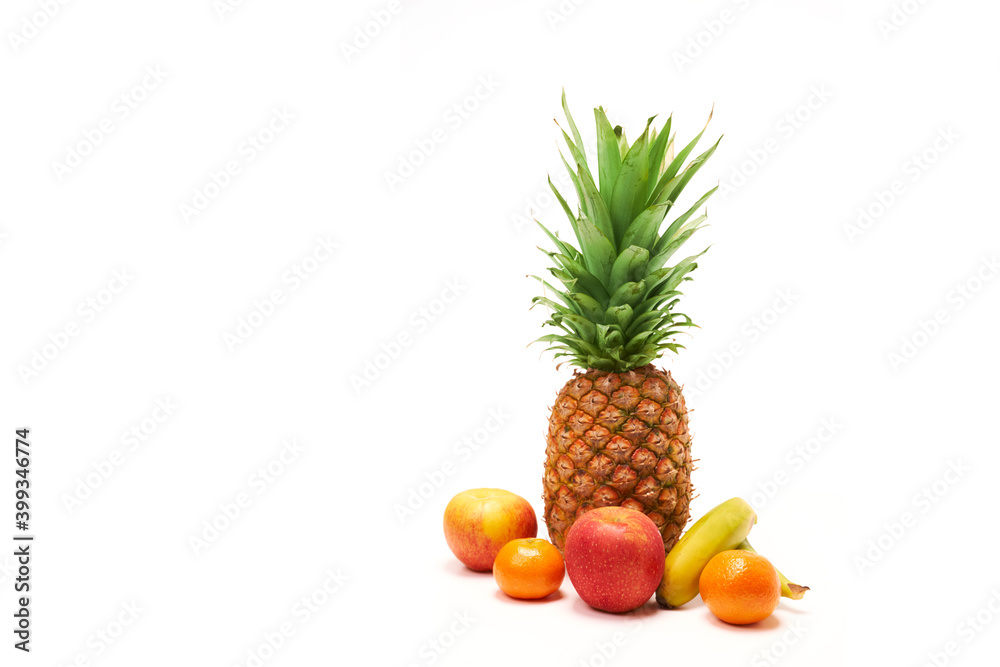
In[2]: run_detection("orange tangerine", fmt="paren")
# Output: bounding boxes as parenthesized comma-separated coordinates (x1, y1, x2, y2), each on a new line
(493, 538, 565, 599)
(699, 550, 781, 625)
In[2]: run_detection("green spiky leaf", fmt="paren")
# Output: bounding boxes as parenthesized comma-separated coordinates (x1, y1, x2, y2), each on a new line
(561, 89, 588, 171)
(595, 107, 622, 202)
(609, 246, 649, 293)
(609, 119, 654, 244)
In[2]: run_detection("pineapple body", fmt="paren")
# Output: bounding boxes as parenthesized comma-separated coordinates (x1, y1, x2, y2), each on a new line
(544, 365, 692, 552)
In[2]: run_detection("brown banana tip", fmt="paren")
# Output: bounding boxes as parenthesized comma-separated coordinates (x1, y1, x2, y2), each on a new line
(787, 584, 810, 600)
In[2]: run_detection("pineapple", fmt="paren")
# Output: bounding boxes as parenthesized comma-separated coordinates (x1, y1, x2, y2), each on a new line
(535, 92, 720, 553)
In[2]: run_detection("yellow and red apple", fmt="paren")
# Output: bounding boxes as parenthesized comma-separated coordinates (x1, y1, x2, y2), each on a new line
(563, 507, 665, 612)
(443, 488, 538, 571)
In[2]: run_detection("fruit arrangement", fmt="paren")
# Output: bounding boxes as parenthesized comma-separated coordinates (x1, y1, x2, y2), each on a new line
(441, 94, 809, 626)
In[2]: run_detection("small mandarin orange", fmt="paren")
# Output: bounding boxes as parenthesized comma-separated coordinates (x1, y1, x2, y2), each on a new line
(493, 538, 565, 599)
(699, 550, 781, 625)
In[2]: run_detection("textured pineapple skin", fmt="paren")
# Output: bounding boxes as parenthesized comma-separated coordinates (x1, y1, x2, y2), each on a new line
(543, 365, 693, 553)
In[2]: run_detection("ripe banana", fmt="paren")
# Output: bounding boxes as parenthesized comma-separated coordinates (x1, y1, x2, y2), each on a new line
(656, 497, 757, 609)
(736, 539, 809, 600)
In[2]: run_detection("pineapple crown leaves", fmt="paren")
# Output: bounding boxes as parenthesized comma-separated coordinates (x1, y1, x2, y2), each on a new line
(530, 90, 720, 372)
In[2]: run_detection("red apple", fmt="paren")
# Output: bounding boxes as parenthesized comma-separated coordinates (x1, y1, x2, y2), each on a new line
(443, 488, 538, 571)
(564, 507, 665, 612)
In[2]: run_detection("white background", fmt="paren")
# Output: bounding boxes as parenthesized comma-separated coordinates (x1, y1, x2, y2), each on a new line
(2, 0, 999, 665)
